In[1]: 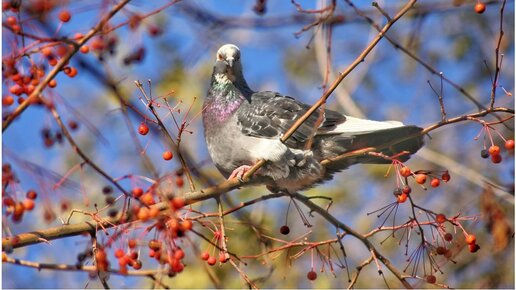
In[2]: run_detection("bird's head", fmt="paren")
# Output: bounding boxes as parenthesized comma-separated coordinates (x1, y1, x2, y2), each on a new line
(212, 44, 243, 85)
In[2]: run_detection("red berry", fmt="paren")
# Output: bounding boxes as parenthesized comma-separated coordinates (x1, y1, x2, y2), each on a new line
(415, 174, 426, 184)
(219, 252, 228, 263)
(426, 275, 436, 284)
(280, 225, 290, 235)
(397, 193, 408, 203)
(505, 139, 514, 150)
(148, 239, 161, 251)
(138, 122, 149, 135)
(114, 249, 124, 258)
(162, 151, 173, 160)
(171, 197, 185, 209)
(491, 154, 502, 164)
(307, 270, 317, 281)
(430, 178, 440, 188)
(68, 120, 79, 130)
(465, 234, 476, 245)
(174, 249, 185, 260)
(441, 171, 450, 182)
(399, 166, 411, 177)
(6, 16, 16, 26)
(2, 95, 14, 106)
(128, 239, 137, 249)
(131, 187, 144, 198)
(468, 243, 480, 253)
(207, 256, 217, 266)
(176, 176, 184, 187)
(132, 260, 142, 269)
(201, 252, 210, 261)
(436, 246, 446, 255)
(58, 10, 72, 22)
(435, 214, 446, 224)
(444, 233, 453, 241)
(402, 185, 412, 195)
(488, 145, 500, 156)
(474, 2, 486, 14)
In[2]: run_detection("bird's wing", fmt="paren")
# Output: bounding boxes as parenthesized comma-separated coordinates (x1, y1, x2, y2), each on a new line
(236, 91, 346, 149)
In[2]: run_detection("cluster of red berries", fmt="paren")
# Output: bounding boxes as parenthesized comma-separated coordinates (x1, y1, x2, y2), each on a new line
(200, 250, 228, 266)
(114, 245, 143, 274)
(3, 189, 38, 223)
(480, 141, 513, 164)
(200, 230, 229, 266)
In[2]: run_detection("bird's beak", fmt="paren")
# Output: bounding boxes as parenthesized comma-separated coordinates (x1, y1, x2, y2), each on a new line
(226, 58, 234, 68)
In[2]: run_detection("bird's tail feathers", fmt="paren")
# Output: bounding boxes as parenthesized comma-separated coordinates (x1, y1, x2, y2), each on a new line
(324, 116, 405, 136)
(320, 125, 424, 173)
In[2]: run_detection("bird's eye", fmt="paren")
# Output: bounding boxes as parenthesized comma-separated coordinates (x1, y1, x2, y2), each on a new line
(217, 53, 223, 60)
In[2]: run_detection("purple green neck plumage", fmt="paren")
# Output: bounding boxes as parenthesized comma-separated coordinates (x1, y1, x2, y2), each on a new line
(206, 72, 252, 122)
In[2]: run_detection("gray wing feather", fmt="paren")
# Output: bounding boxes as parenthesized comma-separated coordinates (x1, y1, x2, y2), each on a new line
(237, 91, 345, 149)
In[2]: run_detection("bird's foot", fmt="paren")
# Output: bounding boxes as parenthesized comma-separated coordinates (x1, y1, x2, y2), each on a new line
(228, 165, 252, 182)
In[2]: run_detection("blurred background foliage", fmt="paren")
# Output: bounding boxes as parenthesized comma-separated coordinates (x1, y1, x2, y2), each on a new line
(2, 0, 514, 288)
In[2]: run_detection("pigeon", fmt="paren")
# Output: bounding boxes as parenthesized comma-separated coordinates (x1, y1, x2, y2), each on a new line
(202, 44, 424, 193)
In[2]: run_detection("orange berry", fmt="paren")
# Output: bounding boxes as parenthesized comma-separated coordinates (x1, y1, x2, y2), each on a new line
(138, 122, 149, 135)
(48, 58, 58, 66)
(2, 95, 14, 106)
(64, 66, 77, 77)
(91, 37, 106, 50)
(128, 239, 137, 249)
(48, 79, 57, 88)
(149, 206, 160, 218)
(6, 16, 16, 26)
(415, 174, 427, 184)
(430, 178, 440, 188)
(465, 234, 476, 245)
(80, 45, 89, 54)
(397, 193, 408, 203)
(175, 176, 184, 188)
(140, 192, 155, 206)
(488, 145, 500, 156)
(171, 197, 185, 209)
(41, 46, 53, 57)
(399, 166, 411, 177)
(201, 252, 210, 260)
(505, 139, 514, 150)
(181, 220, 193, 231)
(474, 2, 486, 14)
(132, 187, 143, 198)
(58, 10, 71, 22)
(22, 199, 35, 211)
(162, 151, 173, 160)
(114, 249, 124, 258)
(137, 207, 149, 221)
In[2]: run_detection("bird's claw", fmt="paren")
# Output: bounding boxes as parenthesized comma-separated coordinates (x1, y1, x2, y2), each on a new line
(229, 165, 252, 182)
